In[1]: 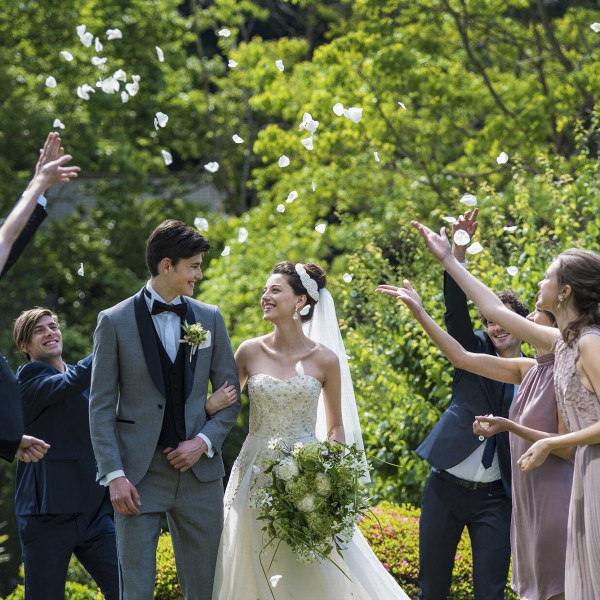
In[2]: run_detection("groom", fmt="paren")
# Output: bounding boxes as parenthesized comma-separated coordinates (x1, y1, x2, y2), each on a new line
(89, 219, 241, 600)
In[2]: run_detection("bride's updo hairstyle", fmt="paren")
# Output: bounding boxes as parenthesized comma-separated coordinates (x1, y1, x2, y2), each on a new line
(271, 261, 327, 323)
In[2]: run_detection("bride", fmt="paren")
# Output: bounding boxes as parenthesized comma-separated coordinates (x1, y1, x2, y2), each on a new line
(211, 261, 410, 599)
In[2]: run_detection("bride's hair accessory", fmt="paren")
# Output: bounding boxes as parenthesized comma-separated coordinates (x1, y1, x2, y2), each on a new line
(295, 263, 320, 301)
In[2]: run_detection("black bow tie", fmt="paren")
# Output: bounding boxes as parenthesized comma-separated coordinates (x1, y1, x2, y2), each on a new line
(150, 300, 187, 318)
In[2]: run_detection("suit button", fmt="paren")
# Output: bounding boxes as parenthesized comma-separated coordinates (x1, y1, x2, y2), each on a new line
(158, 404, 164, 409)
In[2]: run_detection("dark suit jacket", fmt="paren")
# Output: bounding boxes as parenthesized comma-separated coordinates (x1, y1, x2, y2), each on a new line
(0, 203, 47, 462)
(15, 355, 107, 515)
(416, 271, 513, 497)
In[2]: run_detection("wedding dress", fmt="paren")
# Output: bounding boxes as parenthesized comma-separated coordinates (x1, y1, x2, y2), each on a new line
(212, 373, 411, 600)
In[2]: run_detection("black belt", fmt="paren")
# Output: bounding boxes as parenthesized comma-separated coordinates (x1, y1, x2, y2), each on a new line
(433, 468, 503, 491)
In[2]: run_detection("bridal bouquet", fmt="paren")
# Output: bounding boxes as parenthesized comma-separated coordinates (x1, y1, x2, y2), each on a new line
(253, 438, 370, 565)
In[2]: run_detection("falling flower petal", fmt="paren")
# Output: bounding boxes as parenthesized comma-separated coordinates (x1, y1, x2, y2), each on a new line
(161, 150, 173, 166)
(98, 77, 119, 94)
(398, 101, 407, 110)
(204, 162, 219, 173)
(466, 242, 483, 255)
(113, 69, 127, 82)
(276, 204, 285, 213)
(301, 136, 314, 150)
(507, 266, 518, 276)
(125, 77, 140, 96)
(45, 76, 57, 88)
(442, 216, 457, 224)
(278, 155, 290, 168)
(238, 228, 249, 243)
(453, 230, 470, 246)
(232, 134, 244, 144)
(94, 37, 103, 53)
(295, 361, 304, 376)
(503, 225, 517, 232)
(496, 151, 509, 165)
(106, 28, 123, 40)
(53, 118, 65, 129)
(299, 112, 319, 134)
(275, 59, 284, 71)
(194, 217, 209, 231)
(121, 91, 129, 103)
(154, 111, 168, 129)
(77, 263, 85, 276)
(374, 151, 380, 162)
(76, 25, 94, 47)
(221, 245, 230, 256)
(343, 107, 363, 123)
(286, 191, 298, 203)
(315, 223, 327, 234)
(460, 193, 477, 206)
(311, 181, 316, 192)
(270, 575, 283, 588)
(218, 28, 231, 37)
(343, 273, 353, 283)
(76, 84, 95, 100)
(61, 51, 74, 62)
(228, 59, 238, 68)
(91, 56, 107, 66)
(333, 102, 344, 116)
(591, 22, 600, 33)
(156, 46, 165, 62)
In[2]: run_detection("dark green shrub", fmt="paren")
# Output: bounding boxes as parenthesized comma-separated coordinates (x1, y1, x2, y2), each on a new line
(155, 533, 183, 600)
(4, 582, 103, 600)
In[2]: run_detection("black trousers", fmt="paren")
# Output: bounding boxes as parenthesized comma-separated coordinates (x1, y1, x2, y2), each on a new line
(18, 499, 119, 600)
(418, 469, 511, 600)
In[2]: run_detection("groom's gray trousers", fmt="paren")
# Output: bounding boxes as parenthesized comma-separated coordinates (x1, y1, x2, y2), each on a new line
(115, 448, 224, 600)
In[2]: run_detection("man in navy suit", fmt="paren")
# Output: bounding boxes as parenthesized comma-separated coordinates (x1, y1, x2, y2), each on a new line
(416, 210, 529, 600)
(13, 307, 118, 600)
(0, 132, 79, 463)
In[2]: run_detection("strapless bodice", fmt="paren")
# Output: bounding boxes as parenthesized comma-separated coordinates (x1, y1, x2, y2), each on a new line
(247, 373, 322, 439)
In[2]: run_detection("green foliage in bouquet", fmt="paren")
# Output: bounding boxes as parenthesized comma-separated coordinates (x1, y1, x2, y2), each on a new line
(254, 439, 370, 565)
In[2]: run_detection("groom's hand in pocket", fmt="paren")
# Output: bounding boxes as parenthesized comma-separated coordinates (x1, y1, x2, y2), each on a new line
(109, 476, 141, 514)
(164, 437, 208, 472)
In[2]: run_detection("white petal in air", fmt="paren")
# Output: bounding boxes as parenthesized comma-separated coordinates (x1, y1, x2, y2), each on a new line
(276, 204, 285, 213)
(53, 118, 65, 129)
(221, 245, 231, 256)
(343, 273, 353, 283)
(278, 155, 290, 168)
(299, 112, 319, 134)
(466, 242, 483, 255)
(398, 101, 407, 110)
(45, 76, 57, 88)
(442, 216, 457, 224)
(232, 134, 244, 144)
(374, 151, 380, 162)
(315, 223, 327, 234)
(77, 263, 85, 276)
(286, 191, 298, 203)
(343, 107, 363, 123)
(228, 59, 238, 68)
(460, 194, 477, 206)
(301, 136, 314, 150)
(496, 151, 509, 165)
(76, 25, 94, 47)
(113, 69, 127, 82)
(99, 77, 119, 94)
(106, 28, 123, 41)
(503, 225, 517, 232)
(94, 37, 103, 53)
(275, 60, 284, 71)
(161, 150, 173, 166)
(121, 92, 129, 103)
(270, 575, 283, 588)
(91, 56, 107, 66)
(204, 162, 219, 173)
(154, 111, 168, 128)
(333, 102, 344, 116)
(194, 218, 209, 232)
(156, 46, 165, 62)
(453, 230, 471, 246)
(218, 28, 231, 37)
(76, 84, 95, 100)
(591, 22, 600, 33)
(311, 181, 316, 192)
(507, 266, 519, 277)
(125, 77, 140, 97)
(238, 228, 249, 243)
(61, 51, 74, 62)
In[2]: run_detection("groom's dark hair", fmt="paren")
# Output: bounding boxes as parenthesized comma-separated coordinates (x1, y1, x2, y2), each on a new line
(146, 219, 210, 276)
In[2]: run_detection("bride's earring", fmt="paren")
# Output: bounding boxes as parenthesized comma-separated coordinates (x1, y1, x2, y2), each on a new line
(557, 293, 564, 308)
(292, 305, 299, 321)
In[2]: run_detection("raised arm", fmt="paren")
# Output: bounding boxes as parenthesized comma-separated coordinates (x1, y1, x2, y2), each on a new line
(412, 220, 559, 350)
(376, 279, 531, 385)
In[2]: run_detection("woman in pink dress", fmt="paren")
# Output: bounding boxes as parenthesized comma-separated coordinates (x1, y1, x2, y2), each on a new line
(410, 221, 600, 600)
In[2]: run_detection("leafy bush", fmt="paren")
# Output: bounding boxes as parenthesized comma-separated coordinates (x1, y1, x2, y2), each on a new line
(155, 533, 183, 600)
(4, 582, 103, 600)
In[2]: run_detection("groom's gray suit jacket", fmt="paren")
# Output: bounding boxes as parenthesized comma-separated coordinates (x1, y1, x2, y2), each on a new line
(89, 288, 240, 486)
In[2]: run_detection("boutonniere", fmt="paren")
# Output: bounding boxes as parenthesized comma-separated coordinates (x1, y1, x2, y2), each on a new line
(180, 321, 208, 362)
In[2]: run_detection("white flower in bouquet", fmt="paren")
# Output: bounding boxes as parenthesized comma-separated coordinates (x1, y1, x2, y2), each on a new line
(315, 472, 332, 496)
(296, 494, 317, 513)
(274, 457, 299, 482)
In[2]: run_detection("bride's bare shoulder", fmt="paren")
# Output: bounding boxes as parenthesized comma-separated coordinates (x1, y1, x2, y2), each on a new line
(313, 342, 339, 367)
(236, 335, 272, 355)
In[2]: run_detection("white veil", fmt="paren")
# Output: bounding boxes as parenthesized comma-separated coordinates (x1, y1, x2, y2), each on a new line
(303, 288, 370, 483)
